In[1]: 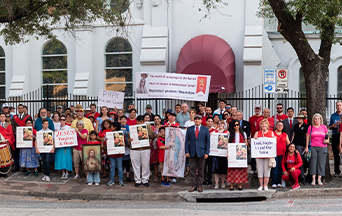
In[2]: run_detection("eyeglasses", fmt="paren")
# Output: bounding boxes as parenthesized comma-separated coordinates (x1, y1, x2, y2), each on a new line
(277, 107, 282, 109)
(227, 107, 231, 109)
(234, 124, 239, 127)
(60, 119, 66, 121)
(5, 116, 10, 117)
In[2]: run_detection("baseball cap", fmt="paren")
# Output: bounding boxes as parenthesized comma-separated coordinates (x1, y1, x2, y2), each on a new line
(169, 112, 177, 117)
(166, 109, 173, 113)
(255, 104, 261, 109)
(2, 103, 9, 108)
(85, 107, 91, 111)
(146, 104, 152, 109)
(194, 115, 202, 120)
(57, 105, 63, 109)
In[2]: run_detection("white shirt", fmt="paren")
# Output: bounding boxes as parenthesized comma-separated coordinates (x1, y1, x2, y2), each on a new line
(214, 108, 225, 114)
(228, 132, 247, 143)
(184, 120, 195, 128)
(54, 122, 61, 131)
(194, 125, 201, 133)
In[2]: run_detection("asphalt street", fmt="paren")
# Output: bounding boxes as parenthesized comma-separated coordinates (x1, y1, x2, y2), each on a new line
(0, 194, 342, 215)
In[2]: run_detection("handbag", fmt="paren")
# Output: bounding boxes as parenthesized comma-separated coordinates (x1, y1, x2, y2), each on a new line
(304, 126, 312, 162)
(269, 157, 276, 168)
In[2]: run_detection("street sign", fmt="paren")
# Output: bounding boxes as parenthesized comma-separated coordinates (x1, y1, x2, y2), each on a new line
(264, 68, 276, 94)
(276, 68, 289, 93)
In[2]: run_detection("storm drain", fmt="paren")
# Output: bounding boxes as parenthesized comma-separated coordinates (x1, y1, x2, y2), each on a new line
(196, 196, 267, 203)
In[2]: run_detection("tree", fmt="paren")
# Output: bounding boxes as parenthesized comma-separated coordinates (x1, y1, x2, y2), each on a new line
(0, 0, 129, 45)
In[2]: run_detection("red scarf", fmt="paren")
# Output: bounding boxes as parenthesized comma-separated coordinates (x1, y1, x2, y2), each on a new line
(13, 114, 31, 126)
(0, 124, 15, 150)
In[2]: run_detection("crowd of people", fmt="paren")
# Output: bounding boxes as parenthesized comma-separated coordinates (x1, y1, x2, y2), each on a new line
(0, 98, 338, 192)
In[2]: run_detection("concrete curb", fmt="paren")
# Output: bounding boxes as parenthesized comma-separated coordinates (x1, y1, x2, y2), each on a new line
(273, 188, 342, 199)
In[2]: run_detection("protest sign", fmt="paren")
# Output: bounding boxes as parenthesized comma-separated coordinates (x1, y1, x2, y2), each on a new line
(135, 72, 211, 102)
(16, 127, 34, 148)
(55, 129, 78, 148)
(251, 137, 277, 158)
(162, 127, 186, 178)
(106, 131, 125, 155)
(209, 133, 228, 157)
(129, 124, 150, 149)
(228, 143, 248, 168)
(98, 89, 125, 109)
(36, 131, 54, 153)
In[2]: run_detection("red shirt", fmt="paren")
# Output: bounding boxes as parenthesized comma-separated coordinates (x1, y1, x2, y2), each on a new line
(87, 141, 101, 145)
(157, 137, 166, 162)
(257, 130, 274, 138)
(127, 118, 137, 126)
(274, 114, 288, 122)
(275, 132, 287, 156)
(209, 127, 217, 133)
(86, 112, 100, 120)
(281, 152, 303, 171)
(164, 122, 180, 127)
(249, 115, 263, 137)
(75, 129, 88, 151)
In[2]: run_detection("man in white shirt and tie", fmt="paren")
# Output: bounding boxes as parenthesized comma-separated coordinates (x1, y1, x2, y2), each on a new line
(282, 107, 297, 141)
(213, 99, 227, 115)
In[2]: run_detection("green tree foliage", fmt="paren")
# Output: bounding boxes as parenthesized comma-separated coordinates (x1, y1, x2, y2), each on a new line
(0, 0, 129, 44)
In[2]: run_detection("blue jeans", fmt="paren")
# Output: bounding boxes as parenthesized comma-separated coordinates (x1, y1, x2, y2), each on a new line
(271, 155, 283, 185)
(109, 157, 123, 181)
(88, 172, 100, 183)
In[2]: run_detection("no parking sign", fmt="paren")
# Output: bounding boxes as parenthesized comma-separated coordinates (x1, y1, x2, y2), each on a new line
(276, 68, 288, 93)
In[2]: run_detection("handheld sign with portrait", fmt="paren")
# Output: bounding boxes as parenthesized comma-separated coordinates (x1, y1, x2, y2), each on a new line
(106, 131, 125, 155)
(129, 124, 150, 149)
(55, 129, 78, 148)
(251, 137, 277, 158)
(36, 131, 54, 153)
(16, 126, 33, 148)
(98, 89, 125, 109)
(228, 143, 247, 168)
(209, 133, 228, 157)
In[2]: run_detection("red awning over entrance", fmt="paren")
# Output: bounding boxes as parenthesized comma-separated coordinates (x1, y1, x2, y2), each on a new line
(176, 34, 235, 93)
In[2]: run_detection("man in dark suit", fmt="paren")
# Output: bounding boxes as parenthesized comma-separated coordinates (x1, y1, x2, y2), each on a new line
(282, 107, 297, 141)
(185, 115, 210, 192)
(229, 111, 251, 137)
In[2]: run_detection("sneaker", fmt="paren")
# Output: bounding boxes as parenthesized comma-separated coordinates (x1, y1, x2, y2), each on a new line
(64, 173, 69, 179)
(292, 184, 300, 190)
(249, 170, 255, 175)
(161, 181, 166, 187)
(61, 173, 66, 180)
(311, 181, 316, 186)
(41, 175, 46, 181)
(257, 186, 263, 191)
(119, 181, 125, 186)
(214, 184, 219, 189)
(107, 180, 115, 186)
(88, 182, 93, 186)
(45, 176, 50, 182)
(277, 184, 282, 188)
(95, 183, 100, 186)
(165, 181, 171, 187)
(25, 171, 31, 176)
(272, 184, 277, 188)
(333, 173, 340, 177)
(171, 178, 177, 183)
(73, 175, 80, 180)
(221, 183, 226, 189)
(318, 180, 323, 186)
(35, 170, 39, 177)
(126, 177, 132, 182)
(264, 186, 268, 191)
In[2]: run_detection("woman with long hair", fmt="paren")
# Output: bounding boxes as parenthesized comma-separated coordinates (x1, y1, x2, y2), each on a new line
(96, 106, 113, 133)
(281, 143, 303, 190)
(97, 119, 112, 178)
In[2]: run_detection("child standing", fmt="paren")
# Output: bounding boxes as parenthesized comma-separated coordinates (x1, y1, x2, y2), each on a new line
(157, 127, 170, 187)
(87, 131, 101, 185)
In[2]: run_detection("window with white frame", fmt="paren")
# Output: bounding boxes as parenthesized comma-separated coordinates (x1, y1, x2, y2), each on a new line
(0, 46, 5, 99)
(105, 37, 133, 97)
(42, 40, 68, 99)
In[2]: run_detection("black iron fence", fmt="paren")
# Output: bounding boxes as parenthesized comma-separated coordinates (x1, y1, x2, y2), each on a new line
(0, 85, 341, 120)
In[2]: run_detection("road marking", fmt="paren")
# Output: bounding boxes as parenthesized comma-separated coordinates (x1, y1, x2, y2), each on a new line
(284, 200, 294, 207)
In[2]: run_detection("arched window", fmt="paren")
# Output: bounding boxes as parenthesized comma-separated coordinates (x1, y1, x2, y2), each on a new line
(105, 37, 133, 97)
(338, 66, 342, 96)
(42, 40, 67, 99)
(0, 46, 5, 99)
(110, 0, 129, 13)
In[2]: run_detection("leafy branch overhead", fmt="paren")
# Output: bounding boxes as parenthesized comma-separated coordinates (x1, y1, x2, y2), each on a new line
(0, 0, 130, 44)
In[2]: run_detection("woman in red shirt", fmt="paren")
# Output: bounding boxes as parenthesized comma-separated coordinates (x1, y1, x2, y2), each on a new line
(271, 121, 290, 188)
(213, 119, 228, 189)
(127, 109, 137, 126)
(282, 143, 303, 189)
(97, 119, 112, 178)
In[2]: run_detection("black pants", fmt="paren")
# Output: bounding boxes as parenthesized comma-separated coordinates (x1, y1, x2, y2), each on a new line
(332, 134, 340, 174)
(295, 145, 307, 180)
(13, 142, 20, 170)
(122, 159, 130, 173)
(203, 156, 213, 182)
(189, 156, 205, 188)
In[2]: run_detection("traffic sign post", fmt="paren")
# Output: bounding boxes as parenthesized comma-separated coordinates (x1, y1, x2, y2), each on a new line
(276, 68, 289, 93)
(264, 68, 276, 94)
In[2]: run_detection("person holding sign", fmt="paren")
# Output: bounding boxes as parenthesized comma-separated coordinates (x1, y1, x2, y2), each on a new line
(73, 121, 88, 179)
(227, 119, 248, 190)
(19, 118, 39, 177)
(254, 119, 275, 191)
(97, 119, 112, 178)
(281, 143, 303, 190)
(127, 109, 137, 126)
(95, 106, 113, 133)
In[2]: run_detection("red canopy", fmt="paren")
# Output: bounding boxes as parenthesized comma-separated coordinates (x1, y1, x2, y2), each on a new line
(176, 34, 235, 93)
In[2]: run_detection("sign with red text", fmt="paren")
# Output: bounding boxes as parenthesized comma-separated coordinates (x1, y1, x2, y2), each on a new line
(106, 131, 125, 155)
(36, 131, 54, 153)
(135, 72, 211, 102)
(129, 124, 150, 149)
(16, 127, 34, 148)
(209, 133, 228, 157)
(228, 143, 247, 168)
(55, 129, 78, 148)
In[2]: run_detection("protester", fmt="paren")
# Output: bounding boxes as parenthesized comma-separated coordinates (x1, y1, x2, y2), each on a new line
(71, 105, 93, 137)
(127, 109, 137, 126)
(185, 115, 210, 192)
(34, 108, 55, 131)
(85, 104, 100, 119)
(228, 111, 250, 138)
(0, 113, 14, 177)
(176, 103, 190, 127)
(97, 119, 112, 178)
(96, 106, 113, 133)
(19, 118, 39, 177)
(282, 143, 303, 190)
(73, 121, 88, 179)
(227, 119, 248, 190)
(108, 111, 116, 122)
(201, 107, 212, 126)
(184, 109, 196, 128)
(248, 104, 263, 175)
(203, 117, 216, 184)
(165, 112, 179, 127)
(212, 114, 220, 129)
(117, 109, 124, 123)
(212, 119, 228, 189)
(87, 131, 101, 185)
(120, 116, 131, 182)
(329, 101, 342, 177)
(144, 104, 154, 121)
(282, 107, 297, 141)
(300, 109, 308, 124)
(52, 113, 61, 131)
(54, 115, 72, 180)
(274, 103, 288, 122)
(214, 99, 226, 115)
(151, 115, 163, 182)
(291, 113, 308, 184)
(57, 105, 63, 115)
(2, 103, 12, 117)
(306, 113, 329, 186)
(65, 114, 73, 126)
(36, 119, 54, 182)
(254, 119, 275, 191)
(69, 105, 75, 114)
(157, 126, 170, 187)
(175, 104, 181, 115)
(256, 108, 274, 131)
(271, 121, 290, 188)
(197, 102, 205, 117)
